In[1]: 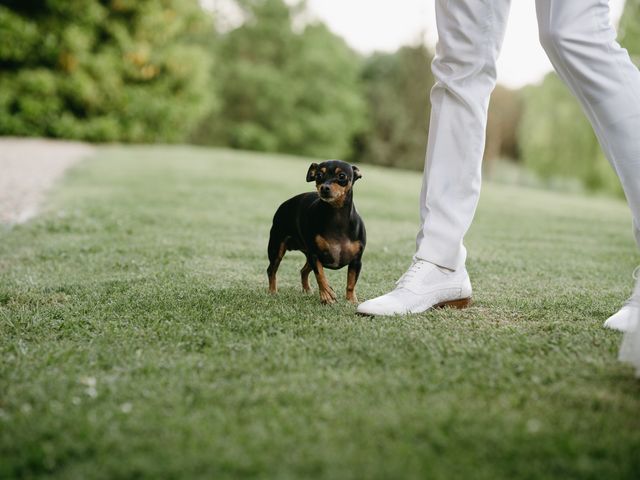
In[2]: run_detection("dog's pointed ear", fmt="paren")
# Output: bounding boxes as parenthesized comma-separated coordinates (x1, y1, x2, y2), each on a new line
(352, 165, 362, 182)
(306, 163, 319, 182)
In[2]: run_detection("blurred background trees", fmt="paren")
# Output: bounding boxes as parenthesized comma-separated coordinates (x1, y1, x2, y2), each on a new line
(484, 85, 522, 177)
(351, 44, 432, 170)
(191, 0, 365, 159)
(516, 0, 639, 196)
(518, 74, 621, 195)
(619, 0, 640, 63)
(1, 0, 639, 196)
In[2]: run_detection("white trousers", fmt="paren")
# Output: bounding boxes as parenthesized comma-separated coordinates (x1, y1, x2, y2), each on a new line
(416, 0, 640, 270)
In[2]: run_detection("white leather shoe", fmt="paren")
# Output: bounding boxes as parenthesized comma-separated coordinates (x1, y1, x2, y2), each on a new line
(356, 259, 472, 316)
(605, 266, 640, 333)
(604, 305, 639, 332)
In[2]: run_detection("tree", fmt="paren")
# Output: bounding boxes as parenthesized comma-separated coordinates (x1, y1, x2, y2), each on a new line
(352, 44, 433, 170)
(192, 0, 366, 160)
(516, 2, 640, 196)
(484, 85, 523, 176)
(0, 0, 215, 142)
(619, 0, 640, 63)
(518, 73, 621, 194)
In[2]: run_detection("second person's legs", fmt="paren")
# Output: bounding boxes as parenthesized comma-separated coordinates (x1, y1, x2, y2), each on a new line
(536, 0, 640, 331)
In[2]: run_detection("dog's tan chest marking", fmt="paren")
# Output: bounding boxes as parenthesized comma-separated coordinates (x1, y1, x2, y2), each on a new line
(315, 235, 361, 268)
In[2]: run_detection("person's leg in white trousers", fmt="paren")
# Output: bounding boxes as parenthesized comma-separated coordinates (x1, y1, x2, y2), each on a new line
(357, 0, 640, 319)
(535, 0, 640, 332)
(358, 0, 511, 316)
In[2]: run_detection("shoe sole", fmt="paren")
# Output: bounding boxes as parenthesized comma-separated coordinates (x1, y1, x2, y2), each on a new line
(357, 297, 472, 316)
(433, 297, 472, 310)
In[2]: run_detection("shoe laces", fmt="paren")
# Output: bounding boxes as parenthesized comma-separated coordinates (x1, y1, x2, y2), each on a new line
(396, 260, 427, 288)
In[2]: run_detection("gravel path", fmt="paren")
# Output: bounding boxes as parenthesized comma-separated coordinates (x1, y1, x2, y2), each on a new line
(0, 137, 94, 225)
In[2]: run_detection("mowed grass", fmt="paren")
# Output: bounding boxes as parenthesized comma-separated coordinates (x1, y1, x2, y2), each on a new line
(1, 145, 640, 479)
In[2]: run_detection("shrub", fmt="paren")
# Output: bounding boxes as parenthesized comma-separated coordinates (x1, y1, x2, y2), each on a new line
(0, 0, 215, 142)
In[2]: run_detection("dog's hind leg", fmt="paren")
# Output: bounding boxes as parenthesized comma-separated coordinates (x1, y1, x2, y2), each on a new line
(300, 261, 312, 293)
(346, 259, 362, 304)
(267, 235, 288, 293)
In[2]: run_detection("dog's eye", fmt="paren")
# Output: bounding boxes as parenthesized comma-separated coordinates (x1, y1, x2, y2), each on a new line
(315, 173, 323, 181)
(338, 173, 347, 181)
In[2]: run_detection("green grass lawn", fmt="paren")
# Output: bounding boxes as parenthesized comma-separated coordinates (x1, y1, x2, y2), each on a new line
(2, 145, 640, 479)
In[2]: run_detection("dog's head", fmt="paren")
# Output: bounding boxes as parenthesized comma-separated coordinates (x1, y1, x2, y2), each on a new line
(306, 160, 362, 207)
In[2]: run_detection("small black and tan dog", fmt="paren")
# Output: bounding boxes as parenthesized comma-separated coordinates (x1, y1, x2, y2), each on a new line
(267, 160, 366, 304)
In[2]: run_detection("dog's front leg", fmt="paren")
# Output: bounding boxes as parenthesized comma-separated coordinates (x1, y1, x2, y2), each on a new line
(311, 256, 336, 304)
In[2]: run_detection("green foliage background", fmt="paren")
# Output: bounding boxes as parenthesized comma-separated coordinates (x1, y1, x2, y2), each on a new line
(0, 0, 214, 142)
(191, 0, 366, 160)
(518, 0, 640, 196)
(518, 75, 621, 195)
(351, 45, 433, 170)
(2, 0, 639, 194)
(0, 0, 519, 171)
(619, 0, 640, 64)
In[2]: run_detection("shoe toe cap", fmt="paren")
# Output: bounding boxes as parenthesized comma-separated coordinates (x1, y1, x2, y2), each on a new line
(604, 306, 640, 332)
(356, 295, 407, 316)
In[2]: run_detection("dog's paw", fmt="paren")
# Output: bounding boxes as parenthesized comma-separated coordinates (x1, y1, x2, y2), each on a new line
(319, 287, 337, 304)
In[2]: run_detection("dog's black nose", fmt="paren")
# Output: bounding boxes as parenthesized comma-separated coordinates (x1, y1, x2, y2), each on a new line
(320, 185, 331, 196)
